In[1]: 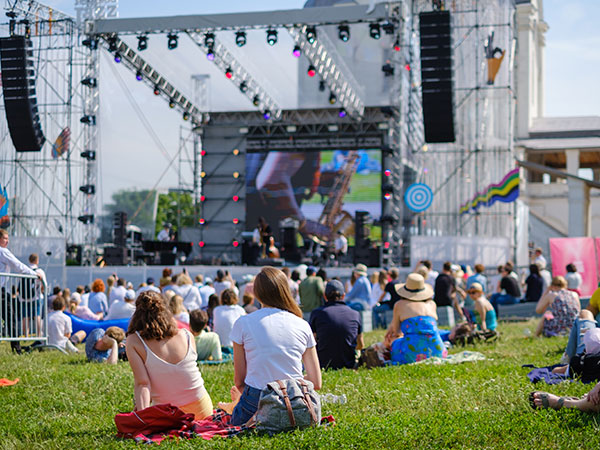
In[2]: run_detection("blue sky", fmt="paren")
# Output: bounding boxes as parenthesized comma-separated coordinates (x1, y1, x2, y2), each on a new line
(37, 0, 599, 207)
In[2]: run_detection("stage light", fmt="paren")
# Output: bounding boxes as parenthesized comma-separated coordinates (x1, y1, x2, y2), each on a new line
(327, 124, 339, 132)
(201, 150, 206, 156)
(114, 52, 121, 63)
(338, 24, 350, 42)
(79, 184, 95, 195)
(225, 67, 233, 79)
(369, 23, 381, 40)
(136, 70, 143, 81)
(199, 240, 205, 247)
(200, 195, 206, 202)
(235, 31, 247, 47)
(204, 32, 215, 47)
(233, 149, 240, 155)
(239, 81, 248, 93)
(137, 35, 148, 51)
(77, 214, 94, 224)
(423, 168, 429, 174)
(233, 218, 239, 224)
(338, 108, 347, 118)
(183, 112, 190, 121)
(422, 144, 429, 152)
(153, 86, 160, 95)
(252, 95, 260, 106)
(233, 171, 240, 178)
(394, 38, 401, 52)
(266, 29, 278, 46)
(307, 65, 316, 77)
(405, 64, 411, 71)
(81, 77, 97, 88)
(292, 45, 301, 58)
(306, 26, 317, 44)
(206, 48, 215, 61)
(382, 63, 395, 77)
(169, 99, 176, 108)
(286, 125, 297, 133)
(199, 218, 205, 225)
(382, 22, 395, 35)
(384, 242, 391, 249)
(328, 93, 336, 105)
(232, 240, 239, 247)
(232, 195, 239, 202)
(108, 36, 118, 52)
(200, 171, 206, 178)
(167, 33, 178, 50)
(81, 150, 96, 160)
(263, 110, 271, 120)
(80, 115, 96, 125)
(384, 192, 392, 200)
(384, 169, 391, 177)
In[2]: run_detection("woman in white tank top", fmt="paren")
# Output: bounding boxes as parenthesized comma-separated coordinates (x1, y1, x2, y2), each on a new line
(126, 291, 213, 419)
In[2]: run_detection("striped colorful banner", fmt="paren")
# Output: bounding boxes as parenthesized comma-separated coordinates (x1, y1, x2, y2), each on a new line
(459, 168, 519, 215)
(0, 183, 9, 227)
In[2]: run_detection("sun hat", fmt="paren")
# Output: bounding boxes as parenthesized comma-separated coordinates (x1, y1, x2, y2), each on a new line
(353, 264, 368, 276)
(468, 282, 483, 293)
(395, 273, 434, 302)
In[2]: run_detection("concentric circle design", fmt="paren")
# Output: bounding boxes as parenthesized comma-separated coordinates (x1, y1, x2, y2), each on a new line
(404, 183, 433, 212)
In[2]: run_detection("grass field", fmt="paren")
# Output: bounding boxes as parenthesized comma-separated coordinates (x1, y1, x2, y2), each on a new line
(1, 320, 600, 449)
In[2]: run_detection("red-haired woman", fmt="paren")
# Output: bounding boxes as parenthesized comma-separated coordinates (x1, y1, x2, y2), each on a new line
(224, 267, 321, 425)
(88, 278, 108, 318)
(126, 291, 213, 419)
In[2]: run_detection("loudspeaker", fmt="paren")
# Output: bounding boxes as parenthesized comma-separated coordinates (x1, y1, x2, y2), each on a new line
(112, 211, 127, 247)
(354, 211, 371, 265)
(0, 36, 45, 151)
(419, 11, 455, 143)
(103, 246, 128, 265)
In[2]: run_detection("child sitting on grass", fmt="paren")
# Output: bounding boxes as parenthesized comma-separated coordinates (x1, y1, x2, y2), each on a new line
(48, 296, 86, 353)
(189, 309, 222, 361)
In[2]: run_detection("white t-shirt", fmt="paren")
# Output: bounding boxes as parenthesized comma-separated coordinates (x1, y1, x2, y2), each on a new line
(199, 285, 216, 308)
(80, 292, 90, 308)
(48, 311, 72, 349)
(214, 280, 238, 299)
(104, 300, 136, 320)
(178, 284, 203, 312)
(212, 304, 246, 347)
(370, 283, 389, 307)
(565, 272, 583, 290)
(109, 285, 127, 305)
(230, 307, 316, 390)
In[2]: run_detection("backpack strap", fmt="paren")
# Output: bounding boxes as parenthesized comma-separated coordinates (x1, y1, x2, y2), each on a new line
(276, 380, 296, 427)
(297, 379, 318, 425)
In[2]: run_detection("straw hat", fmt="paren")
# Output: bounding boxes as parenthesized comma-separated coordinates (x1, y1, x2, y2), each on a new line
(468, 282, 483, 293)
(353, 263, 368, 276)
(395, 273, 434, 302)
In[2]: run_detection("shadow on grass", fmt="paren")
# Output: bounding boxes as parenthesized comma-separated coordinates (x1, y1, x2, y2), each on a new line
(560, 411, 600, 430)
(63, 359, 88, 366)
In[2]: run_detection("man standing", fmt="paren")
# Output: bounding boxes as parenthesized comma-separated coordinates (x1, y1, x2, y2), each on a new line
(434, 262, 456, 307)
(299, 266, 324, 320)
(532, 247, 547, 270)
(345, 264, 372, 311)
(157, 223, 172, 242)
(22, 253, 46, 337)
(333, 231, 348, 264)
(310, 280, 363, 370)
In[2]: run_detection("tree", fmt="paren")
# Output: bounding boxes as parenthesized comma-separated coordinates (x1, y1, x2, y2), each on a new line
(155, 191, 196, 237)
(104, 189, 157, 238)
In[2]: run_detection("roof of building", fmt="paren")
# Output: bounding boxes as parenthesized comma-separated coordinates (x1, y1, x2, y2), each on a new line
(529, 116, 600, 138)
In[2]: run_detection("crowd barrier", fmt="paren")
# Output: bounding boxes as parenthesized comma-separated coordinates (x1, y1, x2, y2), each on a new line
(0, 272, 48, 348)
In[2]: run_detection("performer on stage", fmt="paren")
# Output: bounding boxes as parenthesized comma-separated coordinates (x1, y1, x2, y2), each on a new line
(258, 217, 272, 258)
(157, 223, 172, 242)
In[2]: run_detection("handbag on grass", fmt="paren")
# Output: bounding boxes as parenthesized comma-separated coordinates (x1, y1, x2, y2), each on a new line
(114, 404, 195, 438)
(247, 379, 321, 434)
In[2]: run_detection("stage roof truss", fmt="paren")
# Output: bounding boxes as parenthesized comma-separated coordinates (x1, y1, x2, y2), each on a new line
(186, 31, 281, 120)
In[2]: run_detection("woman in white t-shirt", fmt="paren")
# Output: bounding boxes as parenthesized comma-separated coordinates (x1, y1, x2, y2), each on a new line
(176, 273, 203, 312)
(222, 266, 321, 426)
(212, 289, 246, 347)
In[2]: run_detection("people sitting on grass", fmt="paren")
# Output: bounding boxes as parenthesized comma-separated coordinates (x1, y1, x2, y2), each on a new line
(531, 380, 600, 412)
(85, 326, 126, 364)
(490, 265, 521, 314)
(169, 294, 190, 324)
(523, 264, 544, 303)
(344, 264, 372, 311)
(466, 264, 487, 292)
(189, 309, 222, 361)
(104, 289, 136, 320)
(219, 267, 321, 425)
(384, 273, 447, 365)
(565, 263, 583, 296)
(206, 293, 220, 329)
(126, 291, 213, 420)
(177, 273, 203, 312)
(535, 276, 580, 337)
(69, 295, 102, 321)
(309, 280, 363, 370)
(242, 293, 258, 314)
(88, 279, 109, 318)
(299, 266, 325, 320)
(48, 296, 86, 353)
(460, 283, 497, 331)
(213, 288, 246, 349)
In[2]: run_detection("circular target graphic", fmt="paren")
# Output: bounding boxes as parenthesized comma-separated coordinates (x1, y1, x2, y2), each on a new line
(404, 183, 433, 212)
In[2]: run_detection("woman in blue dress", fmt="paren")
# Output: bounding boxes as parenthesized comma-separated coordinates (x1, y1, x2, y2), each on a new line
(384, 273, 447, 365)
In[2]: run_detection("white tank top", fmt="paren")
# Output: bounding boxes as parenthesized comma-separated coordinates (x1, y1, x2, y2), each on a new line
(136, 329, 205, 407)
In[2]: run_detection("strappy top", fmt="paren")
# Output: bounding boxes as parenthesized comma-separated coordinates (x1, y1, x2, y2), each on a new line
(135, 329, 206, 407)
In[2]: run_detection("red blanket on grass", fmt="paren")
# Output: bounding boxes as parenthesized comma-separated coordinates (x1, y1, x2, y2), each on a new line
(115, 404, 334, 444)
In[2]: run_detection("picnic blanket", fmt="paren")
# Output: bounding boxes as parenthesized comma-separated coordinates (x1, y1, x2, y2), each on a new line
(416, 351, 487, 365)
(523, 364, 570, 385)
(0, 378, 19, 386)
(116, 406, 335, 444)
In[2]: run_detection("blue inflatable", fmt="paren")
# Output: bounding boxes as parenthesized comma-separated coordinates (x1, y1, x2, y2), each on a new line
(66, 312, 129, 342)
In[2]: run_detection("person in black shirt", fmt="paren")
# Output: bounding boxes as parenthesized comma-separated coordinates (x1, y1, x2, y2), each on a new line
(373, 268, 401, 328)
(434, 262, 456, 307)
(490, 265, 522, 314)
(524, 264, 544, 303)
(309, 280, 364, 370)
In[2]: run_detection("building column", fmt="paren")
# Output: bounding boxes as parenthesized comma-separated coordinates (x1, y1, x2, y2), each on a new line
(566, 149, 590, 236)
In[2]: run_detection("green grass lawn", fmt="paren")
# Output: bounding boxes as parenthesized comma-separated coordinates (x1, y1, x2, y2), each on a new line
(1, 320, 600, 449)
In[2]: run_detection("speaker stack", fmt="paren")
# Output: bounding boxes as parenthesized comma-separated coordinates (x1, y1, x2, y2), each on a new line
(419, 11, 455, 143)
(0, 36, 45, 151)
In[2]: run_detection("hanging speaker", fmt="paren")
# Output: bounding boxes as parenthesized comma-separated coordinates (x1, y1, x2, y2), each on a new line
(419, 11, 455, 143)
(0, 36, 45, 152)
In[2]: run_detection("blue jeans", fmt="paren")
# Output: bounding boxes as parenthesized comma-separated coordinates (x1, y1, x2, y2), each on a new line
(347, 299, 369, 312)
(490, 293, 518, 314)
(231, 385, 262, 426)
(565, 318, 598, 360)
(373, 303, 391, 329)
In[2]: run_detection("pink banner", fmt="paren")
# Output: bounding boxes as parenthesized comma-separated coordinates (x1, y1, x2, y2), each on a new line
(549, 238, 598, 297)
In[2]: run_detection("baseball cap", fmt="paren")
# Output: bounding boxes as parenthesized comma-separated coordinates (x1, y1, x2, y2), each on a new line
(146, 277, 155, 285)
(124, 290, 135, 300)
(325, 280, 345, 298)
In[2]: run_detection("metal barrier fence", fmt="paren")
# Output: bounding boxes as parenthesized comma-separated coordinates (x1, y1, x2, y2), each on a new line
(0, 272, 48, 348)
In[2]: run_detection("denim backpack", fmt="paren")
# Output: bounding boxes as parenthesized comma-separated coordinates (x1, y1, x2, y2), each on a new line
(251, 379, 320, 435)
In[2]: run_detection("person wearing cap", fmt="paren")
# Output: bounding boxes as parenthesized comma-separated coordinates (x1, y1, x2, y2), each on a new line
(157, 223, 172, 242)
(299, 266, 325, 320)
(465, 283, 496, 331)
(345, 264, 372, 311)
(309, 280, 364, 370)
(136, 277, 161, 297)
(104, 289, 136, 320)
(384, 273, 447, 365)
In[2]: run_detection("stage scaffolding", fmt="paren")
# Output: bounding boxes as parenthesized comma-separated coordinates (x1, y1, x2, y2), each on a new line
(405, 0, 516, 258)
